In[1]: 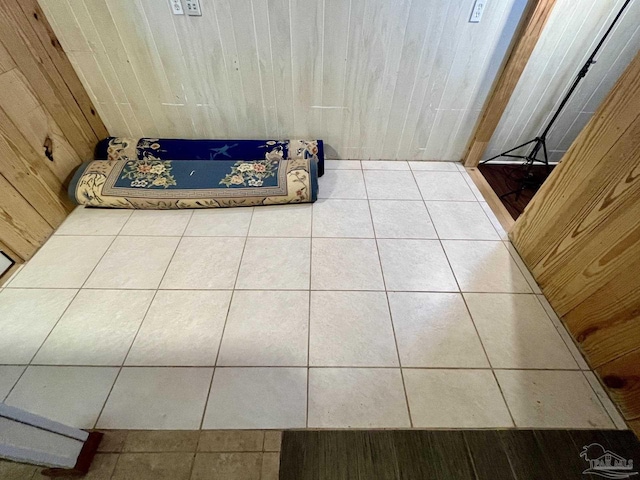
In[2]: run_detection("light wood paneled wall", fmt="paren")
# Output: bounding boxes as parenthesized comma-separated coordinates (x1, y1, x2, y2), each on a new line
(510, 50, 640, 433)
(0, 0, 106, 273)
(39, 0, 527, 160)
(486, 0, 640, 163)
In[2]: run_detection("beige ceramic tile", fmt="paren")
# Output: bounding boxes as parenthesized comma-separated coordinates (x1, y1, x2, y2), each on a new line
(125, 290, 231, 366)
(55, 206, 131, 236)
(263, 432, 282, 452)
(309, 291, 398, 367)
(464, 293, 578, 369)
(403, 369, 513, 428)
(536, 294, 590, 370)
(70, 453, 119, 480)
(364, 170, 422, 200)
(97, 431, 128, 453)
(10, 236, 113, 288)
(495, 369, 614, 429)
(504, 241, 542, 293)
(409, 161, 459, 171)
(583, 371, 629, 430)
(427, 201, 500, 240)
(235, 238, 310, 290)
(6, 366, 118, 428)
(97, 367, 213, 430)
(249, 204, 312, 237)
(442, 240, 531, 293)
(184, 208, 253, 237)
(217, 291, 309, 367)
(0, 460, 38, 480)
(312, 199, 374, 238)
(120, 210, 192, 236)
(123, 431, 200, 452)
(361, 160, 410, 170)
(480, 202, 509, 240)
(203, 368, 307, 429)
(0, 289, 77, 364)
(308, 368, 410, 428)
(85, 236, 179, 289)
(324, 160, 361, 170)
(111, 453, 194, 480)
(378, 239, 458, 291)
(318, 170, 367, 199)
(369, 200, 437, 239)
(413, 171, 476, 201)
(34, 290, 154, 366)
(311, 238, 384, 290)
(190, 453, 262, 480)
(160, 237, 245, 289)
(261, 452, 280, 480)
(388, 292, 488, 368)
(0, 366, 25, 401)
(198, 431, 264, 452)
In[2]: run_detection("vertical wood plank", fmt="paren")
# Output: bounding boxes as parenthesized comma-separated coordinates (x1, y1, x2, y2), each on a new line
(0, 172, 53, 259)
(17, 0, 108, 139)
(510, 50, 640, 425)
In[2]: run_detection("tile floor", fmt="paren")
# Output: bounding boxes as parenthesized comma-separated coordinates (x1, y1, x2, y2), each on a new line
(0, 160, 626, 431)
(0, 430, 281, 480)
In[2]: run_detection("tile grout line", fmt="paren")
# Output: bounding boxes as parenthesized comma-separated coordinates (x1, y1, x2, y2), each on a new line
(198, 208, 256, 430)
(306, 203, 313, 428)
(0, 364, 591, 371)
(8, 228, 124, 403)
(93, 212, 190, 430)
(410, 166, 518, 429)
(580, 370, 621, 430)
(362, 171, 414, 428)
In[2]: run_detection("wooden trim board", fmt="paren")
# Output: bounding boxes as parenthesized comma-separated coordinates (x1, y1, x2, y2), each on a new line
(463, 0, 557, 167)
(464, 166, 515, 232)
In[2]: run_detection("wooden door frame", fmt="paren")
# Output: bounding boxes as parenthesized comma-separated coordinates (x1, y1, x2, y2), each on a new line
(463, 0, 557, 167)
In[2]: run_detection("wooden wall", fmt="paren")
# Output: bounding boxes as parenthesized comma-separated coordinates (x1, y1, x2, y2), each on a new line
(510, 49, 640, 433)
(0, 0, 106, 275)
(486, 0, 640, 164)
(38, 0, 527, 161)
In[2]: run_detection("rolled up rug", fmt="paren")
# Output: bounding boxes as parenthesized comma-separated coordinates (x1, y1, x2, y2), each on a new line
(95, 137, 325, 176)
(68, 156, 318, 209)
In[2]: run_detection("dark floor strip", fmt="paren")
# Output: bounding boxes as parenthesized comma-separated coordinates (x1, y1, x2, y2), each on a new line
(280, 430, 640, 480)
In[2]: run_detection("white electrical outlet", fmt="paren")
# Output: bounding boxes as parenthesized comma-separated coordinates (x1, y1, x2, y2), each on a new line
(185, 0, 202, 16)
(469, 0, 487, 23)
(169, 0, 184, 15)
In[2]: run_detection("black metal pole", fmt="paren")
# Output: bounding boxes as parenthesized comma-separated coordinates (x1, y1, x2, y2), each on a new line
(538, 0, 632, 142)
(484, 0, 632, 165)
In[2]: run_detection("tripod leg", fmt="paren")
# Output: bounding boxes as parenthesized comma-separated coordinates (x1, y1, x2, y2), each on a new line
(480, 138, 539, 164)
(541, 138, 551, 174)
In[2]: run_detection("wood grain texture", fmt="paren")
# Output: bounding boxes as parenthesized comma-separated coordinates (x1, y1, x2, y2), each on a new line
(465, 166, 516, 231)
(40, 0, 526, 160)
(596, 348, 640, 420)
(0, 0, 105, 260)
(0, 172, 53, 259)
(463, 0, 557, 166)
(510, 50, 640, 424)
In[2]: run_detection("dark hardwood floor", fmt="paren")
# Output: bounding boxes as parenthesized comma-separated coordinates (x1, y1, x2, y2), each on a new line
(280, 430, 640, 480)
(478, 164, 555, 220)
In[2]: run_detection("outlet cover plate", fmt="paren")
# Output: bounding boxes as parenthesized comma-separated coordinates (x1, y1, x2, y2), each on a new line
(185, 0, 202, 16)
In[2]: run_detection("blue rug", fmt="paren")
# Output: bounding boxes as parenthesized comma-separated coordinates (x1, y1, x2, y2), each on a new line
(95, 137, 325, 176)
(69, 156, 318, 209)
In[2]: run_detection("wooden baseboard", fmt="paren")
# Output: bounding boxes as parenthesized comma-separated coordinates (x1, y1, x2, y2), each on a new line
(464, 167, 515, 233)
